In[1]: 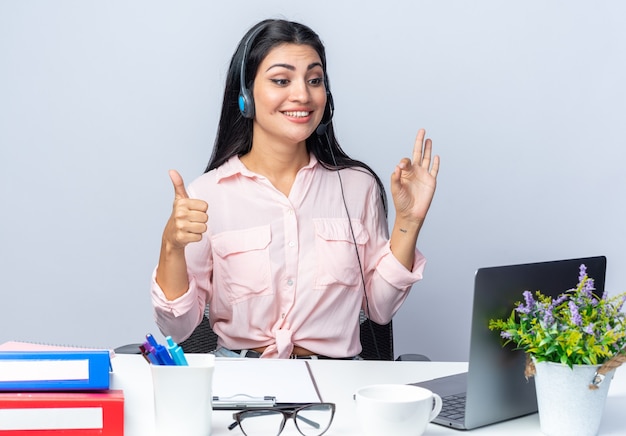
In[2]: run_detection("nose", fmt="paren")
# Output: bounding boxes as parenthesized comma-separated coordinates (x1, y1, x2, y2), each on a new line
(289, 79, 310, 103)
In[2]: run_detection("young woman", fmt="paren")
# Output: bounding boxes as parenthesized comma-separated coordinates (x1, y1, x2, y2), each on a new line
(151, 19, 439, 359)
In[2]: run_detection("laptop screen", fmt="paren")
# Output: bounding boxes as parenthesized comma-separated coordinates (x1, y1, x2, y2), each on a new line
(464, 255, 607, 429)
(415, 256, 607, 430)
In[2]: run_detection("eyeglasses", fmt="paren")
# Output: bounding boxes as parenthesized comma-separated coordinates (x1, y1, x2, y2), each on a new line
(228, 403, 336, 436)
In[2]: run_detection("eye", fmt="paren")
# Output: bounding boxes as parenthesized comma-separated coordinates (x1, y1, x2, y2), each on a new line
(308, 77, 324, 86)
(270, 79, 289, 86)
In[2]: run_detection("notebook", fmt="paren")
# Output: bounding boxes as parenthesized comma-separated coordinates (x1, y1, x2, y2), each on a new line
(413, 256, 607, 430)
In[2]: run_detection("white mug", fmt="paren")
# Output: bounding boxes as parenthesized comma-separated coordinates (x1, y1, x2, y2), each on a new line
(354, 384, 442, 436)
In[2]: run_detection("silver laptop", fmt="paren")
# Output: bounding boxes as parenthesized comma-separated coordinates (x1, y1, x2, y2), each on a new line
(413, 256, 607, 430)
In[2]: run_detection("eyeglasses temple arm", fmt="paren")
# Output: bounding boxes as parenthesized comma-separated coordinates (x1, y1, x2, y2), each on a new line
(296, 414, 321, 429)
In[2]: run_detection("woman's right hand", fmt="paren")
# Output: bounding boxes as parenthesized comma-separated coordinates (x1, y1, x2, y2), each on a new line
(163, 170, 209, 250)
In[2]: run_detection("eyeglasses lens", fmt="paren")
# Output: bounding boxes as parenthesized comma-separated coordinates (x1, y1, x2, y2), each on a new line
(237, 404, 334, 436)
(238, 409, 285, 436)
(294, 404, 334, 436)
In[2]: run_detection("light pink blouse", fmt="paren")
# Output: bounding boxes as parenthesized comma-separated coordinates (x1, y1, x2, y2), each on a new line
(151, 155, 426, 358)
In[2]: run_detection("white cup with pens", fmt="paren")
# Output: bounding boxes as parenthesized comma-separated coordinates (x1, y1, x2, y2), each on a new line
(144, 334, 216, 436)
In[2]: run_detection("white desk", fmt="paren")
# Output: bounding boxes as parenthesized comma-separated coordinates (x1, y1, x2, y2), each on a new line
(110, 355, 626, 435)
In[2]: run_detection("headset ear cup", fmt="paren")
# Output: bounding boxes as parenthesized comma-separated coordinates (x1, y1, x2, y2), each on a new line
(238, 88, 255, 119)
(320, 91, 334, 125)
(325, 91, 334, 122)
(315, 92, 335, 136)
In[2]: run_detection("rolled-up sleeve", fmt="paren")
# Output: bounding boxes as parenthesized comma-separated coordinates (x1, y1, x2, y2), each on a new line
(376, 245, 426, 291)
(363, 243, 426, 325)
(151, 272, 206, 343)
(151, 214, 212, 343)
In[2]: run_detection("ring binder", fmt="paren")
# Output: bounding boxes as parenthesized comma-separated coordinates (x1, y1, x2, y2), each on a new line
(0, 349, 111, 391)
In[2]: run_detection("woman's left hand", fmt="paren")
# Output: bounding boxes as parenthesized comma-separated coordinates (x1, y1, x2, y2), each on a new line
(390, 129, 440, 224)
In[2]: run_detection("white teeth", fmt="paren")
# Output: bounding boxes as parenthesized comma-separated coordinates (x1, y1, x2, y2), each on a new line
(283, 111, 310, 118)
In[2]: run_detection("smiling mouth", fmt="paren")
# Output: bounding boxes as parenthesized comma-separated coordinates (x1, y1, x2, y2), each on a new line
(282, 111, 311, 118)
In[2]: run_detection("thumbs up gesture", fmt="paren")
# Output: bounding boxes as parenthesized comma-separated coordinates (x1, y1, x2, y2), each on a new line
(163, 170, 209, 250)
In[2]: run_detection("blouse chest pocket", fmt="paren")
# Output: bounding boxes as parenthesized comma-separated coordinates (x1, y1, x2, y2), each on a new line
(211, 225, 272, 304)
(313, 218, 369, 290)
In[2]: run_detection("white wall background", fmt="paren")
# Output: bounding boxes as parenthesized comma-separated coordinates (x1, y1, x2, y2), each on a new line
(1, 1, 624, 361)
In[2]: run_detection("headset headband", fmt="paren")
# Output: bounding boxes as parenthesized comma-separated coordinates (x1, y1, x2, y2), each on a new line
(238, 24, 268, 119)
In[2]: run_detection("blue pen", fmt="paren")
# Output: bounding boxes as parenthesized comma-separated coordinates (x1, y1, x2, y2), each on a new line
(146, 334, 176, 365)
(145, 333, 160, 349)
(165, 336, 188, 366)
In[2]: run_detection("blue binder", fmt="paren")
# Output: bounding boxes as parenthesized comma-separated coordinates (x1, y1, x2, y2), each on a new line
(0, 350, 111, 391)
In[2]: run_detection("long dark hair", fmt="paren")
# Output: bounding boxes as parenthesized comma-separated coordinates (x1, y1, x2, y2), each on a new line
(205, 19, 387, 214)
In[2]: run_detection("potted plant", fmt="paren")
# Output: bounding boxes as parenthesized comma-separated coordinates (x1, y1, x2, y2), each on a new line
(489, 264, 626, 436)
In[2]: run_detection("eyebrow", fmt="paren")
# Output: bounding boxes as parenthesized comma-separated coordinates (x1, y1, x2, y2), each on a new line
(265, 62, 323, 72)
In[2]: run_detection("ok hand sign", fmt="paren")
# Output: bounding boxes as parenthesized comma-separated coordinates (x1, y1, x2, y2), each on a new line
(390, 129, 440, 224)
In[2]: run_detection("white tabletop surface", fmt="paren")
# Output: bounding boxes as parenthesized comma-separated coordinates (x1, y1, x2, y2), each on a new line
(110, 354, 626, 435)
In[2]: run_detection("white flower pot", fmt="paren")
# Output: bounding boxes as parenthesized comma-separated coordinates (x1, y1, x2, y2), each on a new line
(533, 359, 615, 436)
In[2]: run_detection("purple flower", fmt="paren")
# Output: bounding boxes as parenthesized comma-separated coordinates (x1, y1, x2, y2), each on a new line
(578, 264, 587, 282)
(583, 323, 595, 335)
(552, 294, 568, 307)
(618, 295, 626, 312)
(516, 290, 535, 314)
(569, 301, 582, 326)
(501, 331, 512, 339)
(581, 277, 595, 299)
(543, 310, 554, 327)
(542, 294, 566, 325)
(601, 288, 609, 301)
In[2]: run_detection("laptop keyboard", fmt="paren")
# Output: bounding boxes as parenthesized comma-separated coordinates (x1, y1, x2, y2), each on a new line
(439, 393, 466, 421)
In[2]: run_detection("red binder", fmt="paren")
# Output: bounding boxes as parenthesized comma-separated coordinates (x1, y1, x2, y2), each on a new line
(0, 390, 124, 435)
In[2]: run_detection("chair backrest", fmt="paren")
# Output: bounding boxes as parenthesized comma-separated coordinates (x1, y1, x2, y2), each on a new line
(179, 315, 219, 354)
(177, 310, 395, 360)
(359, 316, 394, 361)
(112, 316, 219, 355)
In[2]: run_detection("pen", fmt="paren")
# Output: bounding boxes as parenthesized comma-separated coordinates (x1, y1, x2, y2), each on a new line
(145, 334, 176, 366)
(165, 336, 188, 366)
(155, 346, 176, 366)
(142, 341, 164, 365)
(145, 333, 160, 349)
(139, 344, 159, 364)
